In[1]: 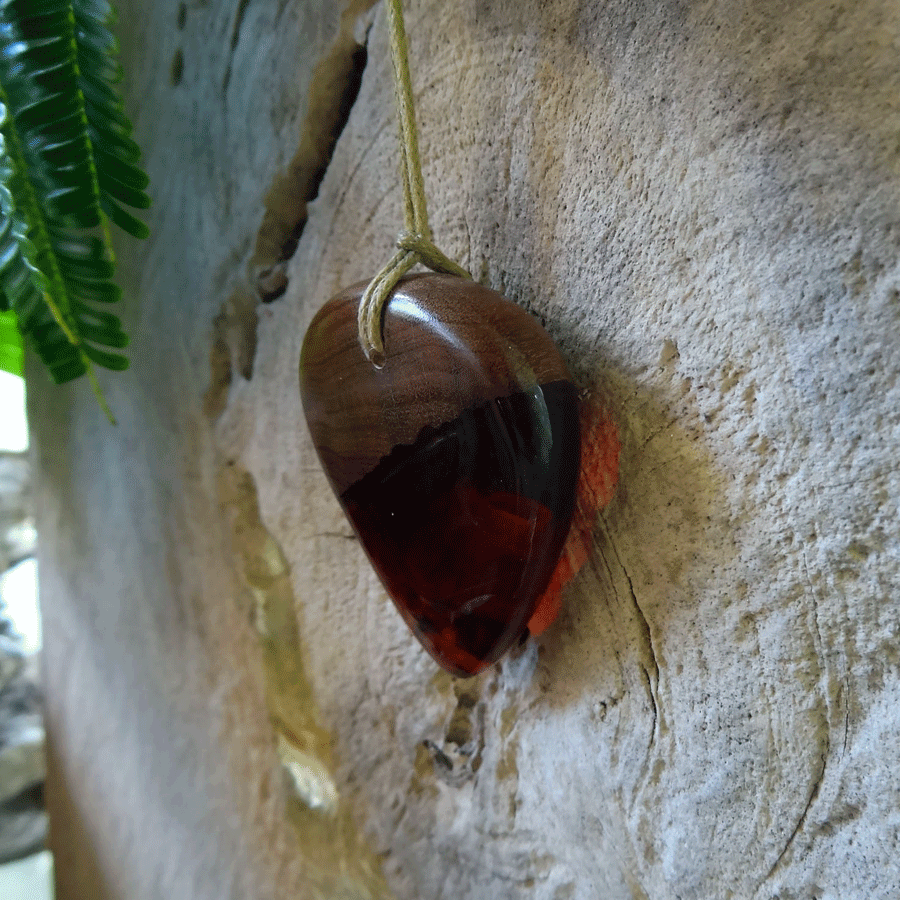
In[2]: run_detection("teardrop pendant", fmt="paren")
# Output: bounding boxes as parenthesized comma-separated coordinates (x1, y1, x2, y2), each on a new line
(300, 274, 581, 675)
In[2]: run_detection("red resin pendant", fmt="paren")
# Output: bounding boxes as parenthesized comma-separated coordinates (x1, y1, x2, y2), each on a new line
(300, 274, 581, 676)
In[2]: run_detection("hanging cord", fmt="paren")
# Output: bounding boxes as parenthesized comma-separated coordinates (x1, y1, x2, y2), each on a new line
(357, 0, 471, 365)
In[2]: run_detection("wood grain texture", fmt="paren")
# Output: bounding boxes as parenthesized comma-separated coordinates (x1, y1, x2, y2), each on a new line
(30, 0, 900, 898)
(300, 273, 574, 492)
(34, 2, 389, 900)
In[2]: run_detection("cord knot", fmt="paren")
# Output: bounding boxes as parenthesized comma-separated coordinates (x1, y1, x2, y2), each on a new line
(356, 0, 472, 365)
(397, 231, 471, 279)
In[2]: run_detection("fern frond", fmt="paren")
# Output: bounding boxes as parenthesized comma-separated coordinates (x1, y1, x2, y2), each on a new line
(73, 0, 150, 239)
(0, 0, 150, 410)
(0, 96, 85, 383)
(0, 0, 104, 230)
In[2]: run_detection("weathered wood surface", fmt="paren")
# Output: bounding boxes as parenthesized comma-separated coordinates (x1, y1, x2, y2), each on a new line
(31, 0, 900, 898)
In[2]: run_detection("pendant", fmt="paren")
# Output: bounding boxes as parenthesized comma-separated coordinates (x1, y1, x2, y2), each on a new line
(300, 274, 581, 676)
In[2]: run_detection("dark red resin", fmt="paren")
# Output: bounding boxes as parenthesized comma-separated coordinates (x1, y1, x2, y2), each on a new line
(341, 380, 580, 676)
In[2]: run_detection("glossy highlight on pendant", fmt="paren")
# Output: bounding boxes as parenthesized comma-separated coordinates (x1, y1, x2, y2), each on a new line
(300, 274, 581, 676)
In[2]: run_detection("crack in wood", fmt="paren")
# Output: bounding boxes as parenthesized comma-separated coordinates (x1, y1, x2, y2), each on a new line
(764, 732, 830, 884)
(205, 4, 374, 421)
(222, 0, 252, 94)
(252, 5, 375, 269)
(753, 546, 836, 891)
(640, 664, 658, 750)
(607, 531, 662, 742)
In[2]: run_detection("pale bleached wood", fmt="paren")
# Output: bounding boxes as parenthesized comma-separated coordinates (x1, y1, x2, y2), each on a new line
(34, 2, 388, 899)
(32, 0, 900, 898)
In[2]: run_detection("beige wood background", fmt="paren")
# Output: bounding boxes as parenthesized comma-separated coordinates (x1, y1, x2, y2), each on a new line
(31, 0, 900, 898)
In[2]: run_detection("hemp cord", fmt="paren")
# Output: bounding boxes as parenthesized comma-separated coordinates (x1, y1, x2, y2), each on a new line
(357, 0, 471, 365)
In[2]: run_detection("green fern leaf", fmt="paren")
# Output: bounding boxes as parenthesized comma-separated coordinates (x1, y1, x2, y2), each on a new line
(0, 0, 151, 414)
(0, 0, 103, 230)
(0, 95, 87, 383)
(73, 0, 151, 239)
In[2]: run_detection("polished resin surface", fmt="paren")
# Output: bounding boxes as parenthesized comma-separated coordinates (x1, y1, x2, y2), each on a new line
(300, 275, 581, 675)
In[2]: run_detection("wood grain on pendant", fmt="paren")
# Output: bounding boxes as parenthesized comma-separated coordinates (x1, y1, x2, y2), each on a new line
(300, 274, 581, 676)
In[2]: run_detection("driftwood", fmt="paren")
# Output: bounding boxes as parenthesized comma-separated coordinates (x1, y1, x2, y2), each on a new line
(32, 1, 900, 897)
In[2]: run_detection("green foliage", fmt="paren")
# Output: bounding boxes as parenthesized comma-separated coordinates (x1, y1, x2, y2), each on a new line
(0, 0, 148, 414)
(0, 309, 23, 376)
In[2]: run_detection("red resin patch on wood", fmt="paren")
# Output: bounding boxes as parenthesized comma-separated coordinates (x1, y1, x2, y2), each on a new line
(526, 395, 621, 636)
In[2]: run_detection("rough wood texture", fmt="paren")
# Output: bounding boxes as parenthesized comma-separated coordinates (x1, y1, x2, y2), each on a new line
(32, 0, 900, 898)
